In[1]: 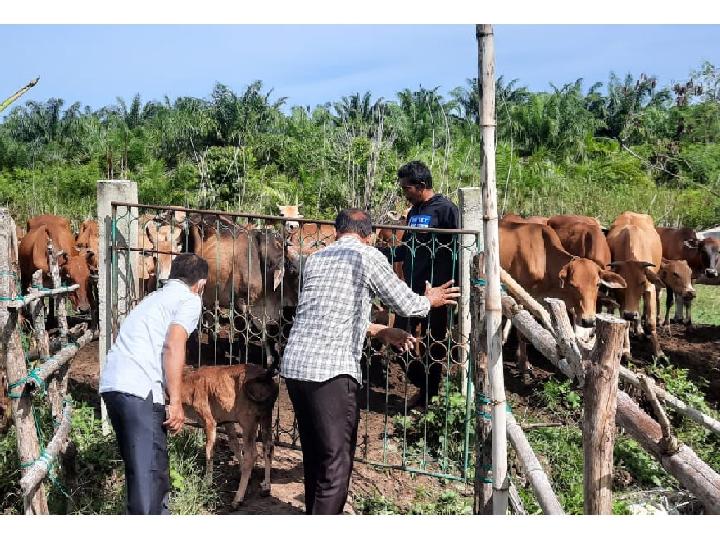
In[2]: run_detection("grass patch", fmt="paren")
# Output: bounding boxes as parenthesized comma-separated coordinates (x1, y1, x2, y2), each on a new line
(0, 399, 220, 514)
(691, 284, 720, 325)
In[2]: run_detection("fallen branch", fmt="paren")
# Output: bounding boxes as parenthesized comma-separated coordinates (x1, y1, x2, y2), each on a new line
(0, 284, 79, 309)
(506, 411, 565, 515)
(616, 391, 720, 514)
(544, 298, 586, 385)
(638, 375, 680, 455)
(11, 329, 93, 396)
(500, 269, 555, 335)
(519, 422, 564, 430)
(619, 366, 720, 437)
(508, 481, 527, 515)
(500, 295, 575, 381)
(20, 402, 72, 496)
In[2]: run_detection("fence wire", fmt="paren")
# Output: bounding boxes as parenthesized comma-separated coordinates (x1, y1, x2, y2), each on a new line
(109, 202, 481, 481)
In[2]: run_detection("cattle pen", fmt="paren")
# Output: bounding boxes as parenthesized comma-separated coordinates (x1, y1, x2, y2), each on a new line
(0, 208, 95, 514)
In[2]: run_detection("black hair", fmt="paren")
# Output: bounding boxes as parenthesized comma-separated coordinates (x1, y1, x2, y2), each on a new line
(397, 160, 433, 189)
(168, 253, 209, 287)
(335, 208, 373, 238)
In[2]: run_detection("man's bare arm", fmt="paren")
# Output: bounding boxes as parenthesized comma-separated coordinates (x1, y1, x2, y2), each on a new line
(163, 323, 188, 434)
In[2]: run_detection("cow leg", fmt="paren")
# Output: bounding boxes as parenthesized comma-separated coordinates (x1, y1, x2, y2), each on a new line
(672, 288, 684, 324)
(622, 323, 632, 362)
(516, 335, 531, 385)
(684, 297, 693, 327)
(663, 287, 674, 326)
(226, 423, 244, 465)
(260, 412, 273, 496)
(232, 418, 258, 508)
(644, 285, 663, 359)
(203, 418, 217, 482)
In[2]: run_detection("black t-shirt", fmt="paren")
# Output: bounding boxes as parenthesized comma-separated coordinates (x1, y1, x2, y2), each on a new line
(386, 194, 460, 295)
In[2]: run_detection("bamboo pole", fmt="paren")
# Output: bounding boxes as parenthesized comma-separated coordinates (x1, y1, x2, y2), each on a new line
(470, 277, 492, 514)
(583, 314, 625, 515)
(477, 23, 508, 515)
(506, 411, 565, 515)
(0, 208, 48, 514)
(458, 187, 482, 398)
(0, 78, 39, 113)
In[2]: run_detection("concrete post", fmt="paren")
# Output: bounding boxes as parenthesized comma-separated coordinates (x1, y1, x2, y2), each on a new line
(98, 180, 138, 432)
(458, 187, 483, 397)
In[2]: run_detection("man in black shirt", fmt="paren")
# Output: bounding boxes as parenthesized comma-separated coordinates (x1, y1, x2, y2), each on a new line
(389, 161, 460, 408)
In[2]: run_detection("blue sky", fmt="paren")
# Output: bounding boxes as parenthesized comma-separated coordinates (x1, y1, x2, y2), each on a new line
(2, 25, 719, 111)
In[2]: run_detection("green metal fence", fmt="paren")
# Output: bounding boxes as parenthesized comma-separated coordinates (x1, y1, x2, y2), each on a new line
(107, 202, 481, 482)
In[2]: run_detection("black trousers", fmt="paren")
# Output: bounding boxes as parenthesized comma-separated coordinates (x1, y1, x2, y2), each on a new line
(101, 391, 170, 515)
(285, 375, 360, 515)
(395, 306, 450, 405)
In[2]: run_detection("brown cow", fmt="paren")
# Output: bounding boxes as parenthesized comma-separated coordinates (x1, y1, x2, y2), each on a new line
(547, 215, 611, 267)
(276, 204, 336, 269)
(607, 212, 664, 356)
(500, 221, 626, 330)
(657, 258, 695, 326)
(76, 219, 99, 268)
(19, 217, 94, 313)
(189, 215, 263, 311)
(657, 226, 720, 279)
(501, 213, 548, 226)
(182, 363, 278, 508)
(144, 213, 186, 282)
(375, 209, 409, 281)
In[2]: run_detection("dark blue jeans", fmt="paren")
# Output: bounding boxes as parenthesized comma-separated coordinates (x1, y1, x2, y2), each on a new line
(102, 391, 170, 515)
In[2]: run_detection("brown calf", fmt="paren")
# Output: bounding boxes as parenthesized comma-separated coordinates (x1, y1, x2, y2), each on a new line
(181, 363, 278, 508)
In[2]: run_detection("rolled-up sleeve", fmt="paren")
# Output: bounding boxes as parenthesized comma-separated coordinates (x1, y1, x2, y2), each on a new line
(366, 249, 430, 318)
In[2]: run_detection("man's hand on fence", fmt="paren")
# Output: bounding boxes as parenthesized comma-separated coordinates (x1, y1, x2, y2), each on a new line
(376, 327, 417, 353)
(164, 401, 185, 434)
(425, 279, 461, 307)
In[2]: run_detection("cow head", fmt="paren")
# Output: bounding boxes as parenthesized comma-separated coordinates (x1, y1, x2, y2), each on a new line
(607, 260, 664, 321)
(60, 250, 96, 314)
(557, 257, 626, 328)
(700, 237, 720, 277)
(145, 220, 184, 281)
(277, 204, 303, 233)
(658, 258, 695, 300)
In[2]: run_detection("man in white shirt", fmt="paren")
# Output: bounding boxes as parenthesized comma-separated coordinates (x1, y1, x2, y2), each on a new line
(99, 253, 207, 515)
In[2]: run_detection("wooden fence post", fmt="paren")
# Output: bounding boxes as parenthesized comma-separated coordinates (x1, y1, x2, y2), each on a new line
(470, 254, 492, 514)
(583, 314, 625, 514)
(0, 208, 49, 514)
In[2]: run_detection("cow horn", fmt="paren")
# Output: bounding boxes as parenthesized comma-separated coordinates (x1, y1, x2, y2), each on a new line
(639, 261, 656, 269)
(608, 261, 625, 269)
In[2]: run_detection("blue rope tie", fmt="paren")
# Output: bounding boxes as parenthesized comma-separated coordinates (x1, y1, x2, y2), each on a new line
(7, 368, 47, 399)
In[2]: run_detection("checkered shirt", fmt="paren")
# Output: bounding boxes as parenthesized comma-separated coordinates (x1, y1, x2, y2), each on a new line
(281, 235, 431, 383)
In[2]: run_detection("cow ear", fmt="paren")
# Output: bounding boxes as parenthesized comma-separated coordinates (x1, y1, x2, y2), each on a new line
(58, 253, 69, 266)
(599, 269, 627, 289)
(645, 267, 665, 287)
(558, 265, 569, 288)
(273, 267, 284, 291)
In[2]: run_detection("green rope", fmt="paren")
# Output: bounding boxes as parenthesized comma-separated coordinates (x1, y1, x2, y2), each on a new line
(7, 368, 47, 399)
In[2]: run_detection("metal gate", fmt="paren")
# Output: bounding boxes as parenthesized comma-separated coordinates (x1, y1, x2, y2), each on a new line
(106, 202, 481, 482)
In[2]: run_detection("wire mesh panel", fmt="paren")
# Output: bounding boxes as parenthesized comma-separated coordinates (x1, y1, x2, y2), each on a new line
(108, 202, 480, 481)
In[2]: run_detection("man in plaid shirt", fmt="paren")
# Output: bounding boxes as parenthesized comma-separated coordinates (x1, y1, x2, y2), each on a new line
(281, 208, 460, 514)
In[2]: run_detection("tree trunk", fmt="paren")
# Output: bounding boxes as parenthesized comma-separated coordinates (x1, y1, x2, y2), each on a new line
(583, 314, 625, 515)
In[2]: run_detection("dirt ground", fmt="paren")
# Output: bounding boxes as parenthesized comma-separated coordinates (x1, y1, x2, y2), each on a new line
(66, 319, 720, 514)
(68, 342, 470, 514)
